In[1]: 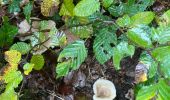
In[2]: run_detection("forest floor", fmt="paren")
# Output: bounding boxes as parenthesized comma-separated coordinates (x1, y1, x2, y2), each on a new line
(0, 0, 170, 100)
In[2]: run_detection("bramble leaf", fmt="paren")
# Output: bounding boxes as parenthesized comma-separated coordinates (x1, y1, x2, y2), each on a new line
(93, 28, 117, 64)
(31, 55, 44, 70)
(10, 42, 31, 55)
(56, 40, 87, 78)
(74, 0, 100, 17)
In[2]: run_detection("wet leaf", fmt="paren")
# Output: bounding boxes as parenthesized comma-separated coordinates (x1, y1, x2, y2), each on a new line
(130, 11, 155, 26)
(74, 0, 100, 17)
(151, 25, 170, 44)
(126, 25, 153, 48)
(116, 14, 131, 27)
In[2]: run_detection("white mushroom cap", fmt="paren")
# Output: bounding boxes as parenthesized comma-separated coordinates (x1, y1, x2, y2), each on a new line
(93, 78, 116, 100)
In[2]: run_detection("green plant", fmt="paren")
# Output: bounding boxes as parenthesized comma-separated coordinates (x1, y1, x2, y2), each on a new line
(0, 0, 170, 99)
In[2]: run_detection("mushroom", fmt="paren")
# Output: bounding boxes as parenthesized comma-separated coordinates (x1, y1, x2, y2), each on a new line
(93, 78, 116, 100)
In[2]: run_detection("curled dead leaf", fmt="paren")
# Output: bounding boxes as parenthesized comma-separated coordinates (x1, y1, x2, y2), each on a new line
(18, 20, 31, 34)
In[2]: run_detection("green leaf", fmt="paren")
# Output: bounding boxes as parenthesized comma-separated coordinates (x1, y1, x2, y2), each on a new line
(116, 14, 131, 27)
(131, 11, 155, 26)
(126, 25, 153, 48)
(8, 0, 21, 13)
(0, 88, 17, 100)
(157, 79, 170, 100)
(74, 0, 100, 17)
(151, 46, 170, 62)
(23, 63, 34, 75)
(10, 42, 31, 55)
(139, 51, 158, 78)
(151, 46, 170, 79)
(70, 24, 93, 38)
(56, 40, 87, 77)
(160, 58, 170, 79)
(59, 0, 75, 16)
(108, 3, 126, 17)
(136, 79, 170, 100)
(65, 17, 92, 38)
(102, 0, 114, 8)
(31, 55, 44, 70)
(56, 61, 70, 78)
(137, 0, 155, 11)
(0, 22, 18, 47)
(3, 70, 23, 87)
(158, 10, 170, 26)
(113, 41, 135, 70)
(127, 0, 135, 6)
(151, 25, 170, 44)
(136, 84, 157, 100)
(0, 70, 23, 100)
(93, 28, 117, 64)
(23, 2, 33, 22)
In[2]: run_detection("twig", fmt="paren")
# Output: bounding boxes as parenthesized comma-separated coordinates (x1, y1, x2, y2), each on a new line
(18, 75, 25, 97)
(43, 89, 64, 100)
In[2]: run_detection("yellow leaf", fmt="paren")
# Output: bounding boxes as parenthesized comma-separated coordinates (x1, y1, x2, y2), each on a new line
(5, 50, 21, 64)
(3, 64, 18, 75)
(23, 63, 34, 75)
(41, 0, 60, 16)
